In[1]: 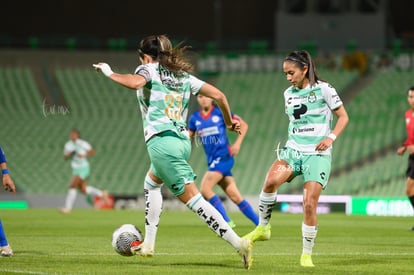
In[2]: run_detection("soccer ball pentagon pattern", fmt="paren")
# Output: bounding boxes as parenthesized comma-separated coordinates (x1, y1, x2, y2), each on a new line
(111, 224, 144, 256)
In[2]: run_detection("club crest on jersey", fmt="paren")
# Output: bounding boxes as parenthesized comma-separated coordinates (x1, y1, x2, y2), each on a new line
(212, 115, 220, 123)
(308, 91, 316, 103)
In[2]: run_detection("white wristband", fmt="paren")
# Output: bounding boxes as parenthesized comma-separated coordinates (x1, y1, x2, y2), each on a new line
(93, 63, 114, 77)
(328, 133, 337, 141)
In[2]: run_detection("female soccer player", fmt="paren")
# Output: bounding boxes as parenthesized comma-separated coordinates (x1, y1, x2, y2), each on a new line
(0, 145, 16, 257)
(188, 94, 258, 227)
(244, 50, 349, 267)
(93, 34, 253, 269)
(60, 129, 109, 214)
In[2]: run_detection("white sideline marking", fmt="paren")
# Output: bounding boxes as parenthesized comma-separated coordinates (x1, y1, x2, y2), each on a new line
(13, 251, 414, 256)
(0, 270, 56, 275)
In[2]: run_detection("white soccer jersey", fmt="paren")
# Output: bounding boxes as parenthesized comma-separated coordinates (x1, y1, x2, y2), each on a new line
(134, 63, 205, 142)
(64, 139, 92, 169)
(284, 81, 343, 155)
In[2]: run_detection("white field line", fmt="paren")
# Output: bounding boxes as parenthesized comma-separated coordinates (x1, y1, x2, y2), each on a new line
(6, 251, 413, 256)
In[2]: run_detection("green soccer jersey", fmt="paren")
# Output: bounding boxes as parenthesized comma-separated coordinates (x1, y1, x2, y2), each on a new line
(135, 63, 205, 142)
(284, 81, 343, 155)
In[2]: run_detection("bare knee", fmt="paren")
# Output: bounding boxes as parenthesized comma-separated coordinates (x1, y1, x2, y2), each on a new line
(263, 161, 292, 192)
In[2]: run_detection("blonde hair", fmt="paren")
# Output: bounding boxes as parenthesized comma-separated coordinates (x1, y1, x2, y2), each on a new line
(138, 34, 194, 76)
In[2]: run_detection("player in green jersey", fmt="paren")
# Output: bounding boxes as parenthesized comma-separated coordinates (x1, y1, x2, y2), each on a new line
(93, 34, 253, 269)
(244, 50, 349, 267)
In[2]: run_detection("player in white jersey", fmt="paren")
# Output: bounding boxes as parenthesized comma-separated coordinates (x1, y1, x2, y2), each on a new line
(244, 50, 349, 267)
(93, 35, 253, 269)
(60, 129, 109, 214)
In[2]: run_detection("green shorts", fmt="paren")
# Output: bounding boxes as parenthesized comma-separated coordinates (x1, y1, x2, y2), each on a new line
(279, 147, 331, 189)
(72, 166, 90, 180)
(147, 131, 196, 196)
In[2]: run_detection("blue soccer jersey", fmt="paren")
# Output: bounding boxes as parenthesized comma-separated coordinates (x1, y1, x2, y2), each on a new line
(188, 106, 237, 165)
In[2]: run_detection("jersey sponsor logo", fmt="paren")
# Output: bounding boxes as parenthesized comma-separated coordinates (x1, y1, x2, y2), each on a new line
(287, 95, 308, 105)
(196, 207, 228, 237)
(292, 127, 315, 134)
(159, 66, 184, 90)
(199, 126, 219, 137)
(293, 120, 308, 125)
(292, 104, 308, 119)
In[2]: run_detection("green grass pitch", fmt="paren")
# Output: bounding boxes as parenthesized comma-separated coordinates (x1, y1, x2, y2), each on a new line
(0, 209, 413, 274)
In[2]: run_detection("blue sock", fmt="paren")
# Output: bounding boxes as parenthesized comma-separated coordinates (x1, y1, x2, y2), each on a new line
(208, 195, 231, 222)
(0, 220, 8, 246)
(238, 199, 259, 226)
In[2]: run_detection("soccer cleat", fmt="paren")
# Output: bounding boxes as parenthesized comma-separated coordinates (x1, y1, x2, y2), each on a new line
(131, 242, 154, 257)
(242, 224, 271, 242)
(300, 254, 315, 267)
(0, 245, 13, 257)
(238, 238, 253, 270)
(227, 220, 236, 228)
(58, 208, 71, 214)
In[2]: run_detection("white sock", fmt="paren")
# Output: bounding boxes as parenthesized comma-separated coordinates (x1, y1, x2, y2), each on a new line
(143, 174, 163, 248)
(302, 223, 318, 255)
(85, 186, 103, 197)
(258, 191, 277, 226)
(186, 193, 241, 250)
(64, 188, 77, 210)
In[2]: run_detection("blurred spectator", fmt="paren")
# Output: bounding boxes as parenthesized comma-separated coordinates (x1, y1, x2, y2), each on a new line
(342, 40, 369, 75)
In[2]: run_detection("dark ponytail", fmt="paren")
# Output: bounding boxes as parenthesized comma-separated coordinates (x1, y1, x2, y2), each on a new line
(284, 50, 321, 86)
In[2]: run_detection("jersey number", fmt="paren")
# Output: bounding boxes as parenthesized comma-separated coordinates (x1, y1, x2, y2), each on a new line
(164, 94, 183, 120)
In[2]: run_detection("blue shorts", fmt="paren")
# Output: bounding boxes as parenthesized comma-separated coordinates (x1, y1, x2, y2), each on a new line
(207, 155, 234, 177)
(147, 131, 196, 196)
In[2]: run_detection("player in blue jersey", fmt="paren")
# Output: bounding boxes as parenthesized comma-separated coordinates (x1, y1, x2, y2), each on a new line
(188, 94, 258, 227)
(244, 50, 349, 267)
(0, 145, 16, 256)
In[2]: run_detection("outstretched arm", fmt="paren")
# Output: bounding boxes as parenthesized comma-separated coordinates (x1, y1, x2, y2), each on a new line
(93, 63, 147, 90)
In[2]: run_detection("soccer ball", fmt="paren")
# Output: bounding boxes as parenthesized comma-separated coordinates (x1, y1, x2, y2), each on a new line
(111, 224, 144, 256)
